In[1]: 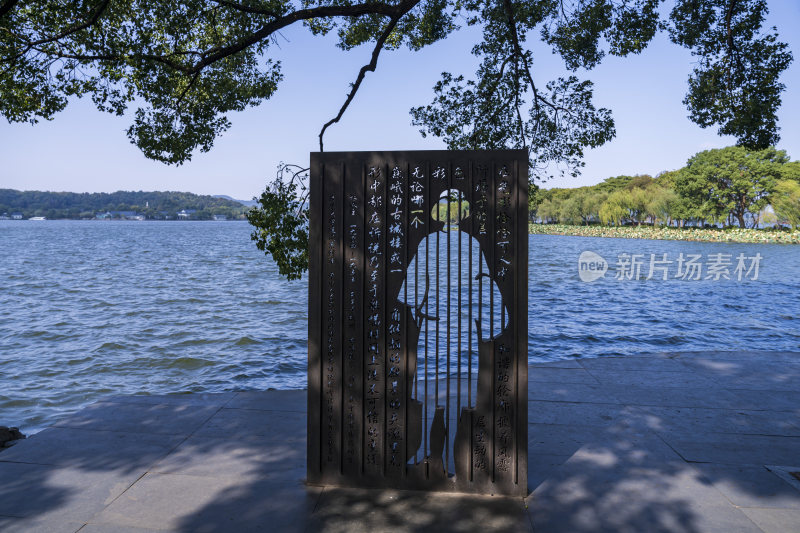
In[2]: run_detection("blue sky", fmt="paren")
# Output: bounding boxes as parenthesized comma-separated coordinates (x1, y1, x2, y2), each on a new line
(1, 2, 798, 199)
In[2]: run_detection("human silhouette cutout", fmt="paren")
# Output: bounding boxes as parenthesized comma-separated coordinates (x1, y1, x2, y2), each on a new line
(395, 189, 508, 480)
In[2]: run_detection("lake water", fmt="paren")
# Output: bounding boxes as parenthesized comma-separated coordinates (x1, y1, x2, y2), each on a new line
(1, 221, 798, 432)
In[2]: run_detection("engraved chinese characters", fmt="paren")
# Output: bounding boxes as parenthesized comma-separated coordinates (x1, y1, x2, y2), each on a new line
(308, 151, 528, 495)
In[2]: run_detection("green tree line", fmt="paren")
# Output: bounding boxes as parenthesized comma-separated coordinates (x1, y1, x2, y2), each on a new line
(0, 189, 248, 220)
(530, 147, 800, 230)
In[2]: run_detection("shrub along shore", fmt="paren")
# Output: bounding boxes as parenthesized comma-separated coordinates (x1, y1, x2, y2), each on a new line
(529, 223, 800, 244)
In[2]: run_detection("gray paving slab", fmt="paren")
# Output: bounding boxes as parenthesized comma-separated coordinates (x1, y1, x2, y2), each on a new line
(89, 471, 321, 533)
(226, 389, 307, 412)
(692, 464, 800, 510)
(0, 516, 83, 533)
(671, 351, 800, 363)
(53, 401, 220, 436)
(700, 363, 800, 392)
(723, 376, 800, 392)
(151, 435, 304, 479)
(100, 392, 236, 407)
(527, 367, 600, 384)
(526, 358, 583, 369)
(580, 356, 687, 372)
(527, 400, 631, 427)
(729, 389, 800, 413)
(676, 357, 754, 376)
(765, 465, 800, 493)
(0, 461, 143, 524)
(527, 454, 571, 490)
(677, 359, 800, 382)
(584, 369, 722, 389)
(663, 432, 800, 466)
(527, 422, 679, 461)
(527, 382, 623, 404)
(528, 423, 602, 456)
(3, 351, 800, 532)
(193, 407, 305, 441)
(77, 524, 166, 533)
(0, 427, 184, 470)
(309, 487, 529, 533)
(526, 443, 764, 533)
(740, 508, 800, 533)
(627, 406, 800, 437)
(604, 384, 749, 409)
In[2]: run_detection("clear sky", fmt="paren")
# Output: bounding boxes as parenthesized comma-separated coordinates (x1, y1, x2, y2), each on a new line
(1, 2, 798, 199)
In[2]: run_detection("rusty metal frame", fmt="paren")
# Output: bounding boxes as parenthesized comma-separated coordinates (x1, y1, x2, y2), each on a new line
(308, 150, 528, 495)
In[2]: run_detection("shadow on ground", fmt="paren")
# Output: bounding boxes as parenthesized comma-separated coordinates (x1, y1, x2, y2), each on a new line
(0, 352, 798, 532)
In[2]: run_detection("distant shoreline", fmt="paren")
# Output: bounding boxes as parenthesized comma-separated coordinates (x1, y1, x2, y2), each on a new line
(0, 189, 252, 221)
(529, 223, 800, 244)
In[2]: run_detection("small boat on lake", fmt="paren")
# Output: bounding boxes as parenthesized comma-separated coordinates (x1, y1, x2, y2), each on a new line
(28, 217, 46, 220)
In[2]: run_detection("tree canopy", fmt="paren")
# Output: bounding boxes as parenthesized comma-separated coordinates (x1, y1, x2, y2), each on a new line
(0, 0, 793, 177)
(675, 145, 787, 228)
(3, 0, 794, 279)
(533, 146, 798, 229)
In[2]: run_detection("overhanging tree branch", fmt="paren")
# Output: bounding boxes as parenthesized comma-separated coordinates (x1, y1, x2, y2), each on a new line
(4, 1, 416, 76)
(4, 0, 112, 65)
(502, 0, 570, 117)
(188, 2, 414, 73)
(318, 0, 420, 151)
(28, 0, 111, 47)
(724, 0, 746, 74)
(0, 0, 791, 173)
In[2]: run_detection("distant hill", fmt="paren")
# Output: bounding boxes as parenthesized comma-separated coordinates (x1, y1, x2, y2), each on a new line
(212, 194, 258, 207)
(0, 189, 250, 220)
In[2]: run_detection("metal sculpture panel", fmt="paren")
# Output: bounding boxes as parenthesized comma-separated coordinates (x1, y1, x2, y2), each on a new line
(308, 150, 528, 495)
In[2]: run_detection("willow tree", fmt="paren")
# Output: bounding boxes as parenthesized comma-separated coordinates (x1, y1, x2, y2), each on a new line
(772, 180, 800, 230)
(0, 0, 793, 277)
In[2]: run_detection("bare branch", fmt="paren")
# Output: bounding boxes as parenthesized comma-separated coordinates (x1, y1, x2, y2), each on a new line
(318, 0, 420, 150)
(512, 59, 526, 147)
(502, 0, 539, 107)
(502, 0, 571, 117)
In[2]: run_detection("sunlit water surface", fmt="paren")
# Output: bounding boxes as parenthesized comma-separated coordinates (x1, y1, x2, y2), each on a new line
(1, 221, 797, 432)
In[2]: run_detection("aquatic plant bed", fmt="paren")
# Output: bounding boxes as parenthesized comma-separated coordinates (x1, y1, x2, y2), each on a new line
(529, 223, 800, 244)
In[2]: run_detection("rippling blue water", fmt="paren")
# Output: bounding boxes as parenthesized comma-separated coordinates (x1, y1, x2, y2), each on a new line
(530, 234, 799, 359)
(1, 221, 798, 432)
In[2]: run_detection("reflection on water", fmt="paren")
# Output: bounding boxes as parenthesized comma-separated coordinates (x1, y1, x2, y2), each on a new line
(0, 221, 798, 432)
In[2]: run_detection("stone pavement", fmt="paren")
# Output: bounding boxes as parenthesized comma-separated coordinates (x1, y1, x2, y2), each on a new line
(1, 351, 799, 532)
